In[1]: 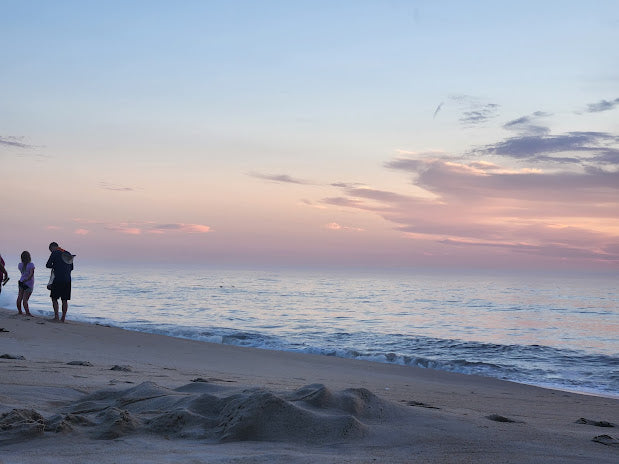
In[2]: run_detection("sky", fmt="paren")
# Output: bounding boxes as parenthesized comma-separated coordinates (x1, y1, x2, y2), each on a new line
(1, 0, 618, 271)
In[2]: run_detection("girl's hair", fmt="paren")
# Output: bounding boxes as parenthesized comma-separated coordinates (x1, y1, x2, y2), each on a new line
(20, 251, 31, 265)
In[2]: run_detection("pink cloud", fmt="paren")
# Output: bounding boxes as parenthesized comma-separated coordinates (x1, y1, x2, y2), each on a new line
(74, 228, 90, 235)
(326, 222, 342, 230)
(184, 224, 211, 233)
(123, 228, 142, 235)
(325, 222, 364, 232)
(149, 223, 211, 234)
(111, 226, 142, 235)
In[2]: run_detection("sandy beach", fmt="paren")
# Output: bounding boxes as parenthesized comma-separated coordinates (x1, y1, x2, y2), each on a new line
(0, 307, 617, 463)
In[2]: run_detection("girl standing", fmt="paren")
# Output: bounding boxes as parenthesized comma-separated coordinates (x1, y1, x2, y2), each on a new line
(17, 251, 35, 316)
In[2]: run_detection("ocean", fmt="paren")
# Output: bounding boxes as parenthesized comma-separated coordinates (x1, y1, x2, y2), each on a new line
(2, 264, 617, 398)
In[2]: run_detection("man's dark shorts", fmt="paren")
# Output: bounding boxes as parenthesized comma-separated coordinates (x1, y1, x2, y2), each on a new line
(50, 281, 71, 301)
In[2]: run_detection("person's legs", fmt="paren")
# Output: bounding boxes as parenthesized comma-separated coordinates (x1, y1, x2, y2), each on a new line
(23, 290, 32, 316)
(51, 298, 60, 320)
(16, 288, 24, 314)
(60, 299, 68, 322)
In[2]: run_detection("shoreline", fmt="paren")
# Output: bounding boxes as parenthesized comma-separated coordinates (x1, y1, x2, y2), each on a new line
(1, 307, 618, 463)
(5, 304, 618, 401)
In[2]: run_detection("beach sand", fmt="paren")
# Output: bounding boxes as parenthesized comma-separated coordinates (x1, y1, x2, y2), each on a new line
(0, 307, 617, 463)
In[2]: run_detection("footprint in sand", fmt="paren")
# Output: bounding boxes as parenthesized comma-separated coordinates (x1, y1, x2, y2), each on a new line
(0, 354, 25, 360)
(404, 400, 440, 410)
(110, 365, 133, 372)
(576, 417, 615, 427)
(109, 379, 135, 385)
(592, 434, 619, 447)
(486, 414, 523, 423)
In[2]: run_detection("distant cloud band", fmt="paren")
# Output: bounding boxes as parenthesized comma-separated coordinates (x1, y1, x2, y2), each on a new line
(249, 172, 313, 185)
(75, 219, 212, 236)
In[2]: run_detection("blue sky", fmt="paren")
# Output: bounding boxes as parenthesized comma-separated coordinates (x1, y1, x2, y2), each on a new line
(2, 1, 618, 270)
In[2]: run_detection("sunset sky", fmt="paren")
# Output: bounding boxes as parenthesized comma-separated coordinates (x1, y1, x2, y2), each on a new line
(2, 1, 618, 270)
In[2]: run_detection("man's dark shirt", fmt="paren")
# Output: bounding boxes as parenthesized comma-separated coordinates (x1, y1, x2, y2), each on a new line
(46, 250, 73, 283)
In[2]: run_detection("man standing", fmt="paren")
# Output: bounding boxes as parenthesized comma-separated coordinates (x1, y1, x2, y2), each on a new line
(46, 242, 75, 322)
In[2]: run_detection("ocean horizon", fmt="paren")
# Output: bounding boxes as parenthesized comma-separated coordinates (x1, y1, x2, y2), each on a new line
(2, 263, 617, 398)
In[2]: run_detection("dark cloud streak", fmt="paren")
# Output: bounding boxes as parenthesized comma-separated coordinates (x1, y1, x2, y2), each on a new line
(479, 131, 619, 163)
(433, 102, 443, 119)
(503, 115, 550, 136)
(586, 97, 619, 113)
(0, 135, 34, 149)
(250, 172, 313, 185)
(343, 187, 412, 204)
(448, 95, 500, 126)
(100, 182, 135, 192)
(460, 103, 500, 126)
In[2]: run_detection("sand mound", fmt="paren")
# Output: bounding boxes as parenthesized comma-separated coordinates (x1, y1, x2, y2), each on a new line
(95, 407, 142, 439)
(288, 383, 404, 421)
(0, 409, 46, 443)
(0, 382, 410, 444)
(65, 381, 179, 415)
(46, 412, 95, 433)
(147, 408, 213, 439)
(217, 388, 368, 443)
